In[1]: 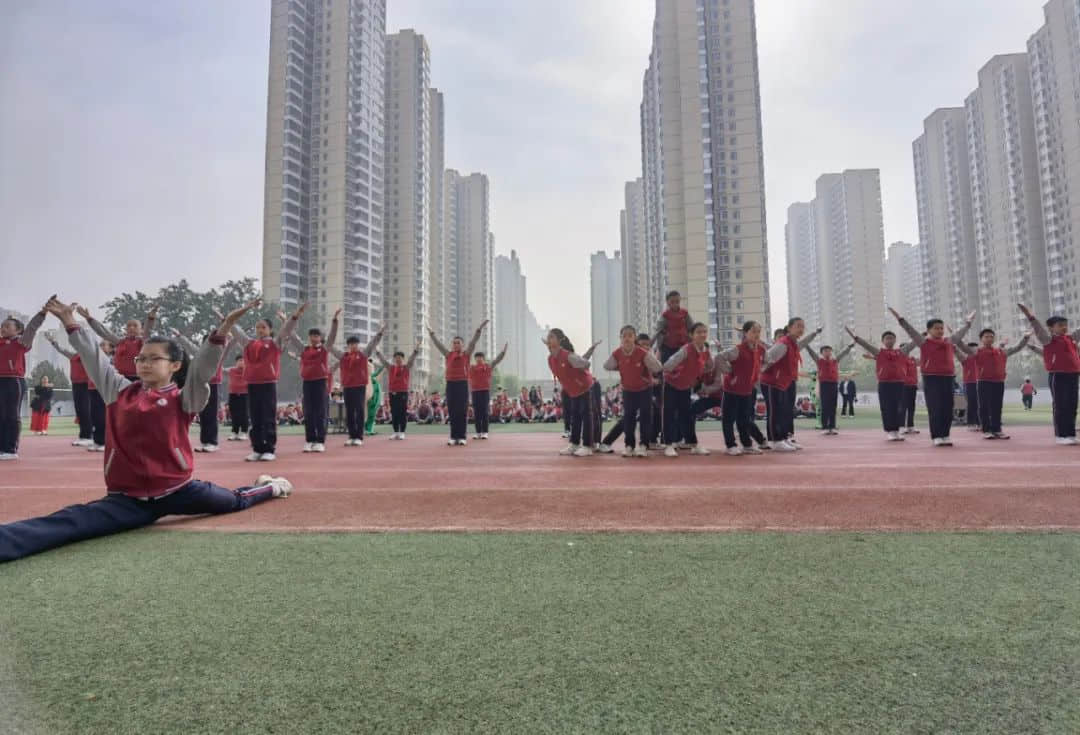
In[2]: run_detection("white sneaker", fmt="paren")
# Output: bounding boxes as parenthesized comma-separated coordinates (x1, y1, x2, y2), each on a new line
(448, 439, 456, 446)
(771, 441, 798, 452)
(302, 442, 314, 453)
(89, 444, 105, 452)
(228, 434, 242, 441)
(473, 434, 482, 440)
(71, 438, 91, 447)
(0, 453, 16, 461)
(245, 452, 261, 461)
(559, 444, 578, 456)
(596, 443, 615, 454)
(886, 432, 904, 442)
(561, 431, 570, 439)
(1067, 437, 1079, 445)
(257, 474, 293, 498)
(621, 446, 635, 458)
(933, 438, 944, 447)
(648, 443, 663, 451)
(1056, 437, 1075, 445)
(202, 444, 220, 453)
(457, 439, 468, 446)
(573, 446, 594, 457)
(939, 438, 953, 446)
(787, 439, 804, 450)
(396, 433, 404, 440)
(355, 439, 364, 447)
(742, 446, 763, 455)
(258, 453, 276, 461)
(313, 443, 326, 452)
(690, 446, 711, 456)
(758, 443, 772, 451)
(664, 445, 678, 458)
(674, 442, 691, 450)
(726, 446, 744, 456)
(633, 446, 648, 458)
(480, 433, 489, 440)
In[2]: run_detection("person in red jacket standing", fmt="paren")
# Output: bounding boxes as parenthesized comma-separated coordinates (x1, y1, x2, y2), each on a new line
(229, 301, 304, 461)
(956, 336, 981, 431)
(954, 329, 1029, 440)
(0, 306, 47, 461)
(328, 320, 385, 447)
(45, 331, 96, 447)
(80, 303, 157, 382)
(546, 328, 597, 456)
(715, 320, 769, 456)
(760, 319, 821, 451)
(660, 323, 714, 457)
(172, 328, 234, 454)
(900, 352, 920, 435)
(653, 291, 694, 363)
(469, 343, 508, 440)
(375, 341, 421, 440)
(225, 355, 249, 441)
(893, 307, 974, 446)
(429, 320, 488, 446)
(287, 311, 340, 453)
(847, 327, 919, 441)
(601, 328, 663, 457)
(1018, 303, 1080, 444)
(0, 297, 293, 563)
(804, 342, 853, 436)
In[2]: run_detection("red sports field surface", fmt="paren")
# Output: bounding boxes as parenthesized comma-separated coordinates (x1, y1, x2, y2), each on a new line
(2, 427, 1078, 532)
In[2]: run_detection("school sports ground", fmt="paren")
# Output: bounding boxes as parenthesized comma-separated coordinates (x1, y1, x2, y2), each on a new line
(3, 408, 1079, 733)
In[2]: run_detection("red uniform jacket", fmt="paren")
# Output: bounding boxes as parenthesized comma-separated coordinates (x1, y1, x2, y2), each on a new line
(0, 337, 30, 378)
(243, 338, 283, 384)
(469, 363, 493, 391)
(723, 342, 764, 397)
(338, 351, 371, 389)
(227, 365, 248, 395)
(547, 349, 594, 398)
(446, 351, 469, 381)
(1042, 335, 1080, 373)
(612, 346, 652, 392)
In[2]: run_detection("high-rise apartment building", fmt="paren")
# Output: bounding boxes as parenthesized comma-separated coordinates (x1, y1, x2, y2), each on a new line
(1028, 0, 1080, 317)
(885, 242, 926, 329)
(383, 29, 431, 377)
(913, 109, 978, 326)
(443, 170, 494, 355)
(784, 201, 820, 334)
(262, 0, 387, 343)
(428, 87, 446, 338)
(966, 54, 1047, 338)
(640, 0, 770, 346)
(495, 250, 527, 379)
(620, 178, 658, 331)
(590, 251, 624, 371)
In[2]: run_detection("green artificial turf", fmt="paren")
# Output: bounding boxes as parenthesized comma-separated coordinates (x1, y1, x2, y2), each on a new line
(2, 532, 1078, 733)
(22, 403, 1056, 439)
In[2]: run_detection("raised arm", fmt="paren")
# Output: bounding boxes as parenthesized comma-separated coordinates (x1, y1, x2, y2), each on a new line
(1027, 343, 1044, 357)
(889, 307, 924, 346)
(326, 309, 341, 351)
(428, 326, 449, 357)
(835, 343, 855, 361)
(464, 319, 489, 356)
(44, 332, 77, 360)
(142, 304, 159, 336)
(372, 351, 391, 370)
(275, 302, 305, 349)
(845, 326, 879, 357)
(1018, 304, 1051, 346)
(364, 321, 385, 357)
(49, 300, 129, 404)
(77, 305, 122, 344)
(1004, 334, 1030, 357)
(582, 341, 601, 361)
(797, 326, 822, 350)
(491, 343, 509, 368)
(804, 344, 820, 363)
(953, 341, 975, 358)
(18, 306, 48, 348)
(181, 300, 257, 414)
(951, 311, 976, 343)
(406, 340, 422, 369)
(170, 329, 201, 358)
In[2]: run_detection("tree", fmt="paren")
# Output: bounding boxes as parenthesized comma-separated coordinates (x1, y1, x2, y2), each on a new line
(30, 360, 70, 390)
(99, 277, 261, 337)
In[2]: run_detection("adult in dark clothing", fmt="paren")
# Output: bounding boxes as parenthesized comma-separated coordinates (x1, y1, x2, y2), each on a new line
(30, 376, 54, 435)
(840, 379, 857, 417)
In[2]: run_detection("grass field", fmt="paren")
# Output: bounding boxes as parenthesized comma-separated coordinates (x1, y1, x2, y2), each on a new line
(3, 532, 1078, 734)
(26, 403, 1054, 438)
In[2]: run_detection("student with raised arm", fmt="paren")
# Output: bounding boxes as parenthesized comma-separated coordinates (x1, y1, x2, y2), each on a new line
(901, 352, 920, 435)
(172, 327, 234, 453)
(80, 303, 157, 381)
(225, 355, 249, 440)
(228, 301, 303, 461)
(804, 342, 854, 436)
(660, 323, 715, 457)
(953, 329, 1030, 440)
(600, 328, 663, 457)
(546, 328, 597, 457)
(0, 298, 293, 563)
(469, 343, 508, 440)
(374, 340, 421, 440)
(326, 318, 384, 447)
(281, 310, 339, 453)
(45, 330, 95, 447)
(1018, 303, 1080, 444)
(429, 320, 488, 446)
(715, 321, 768, 456)
(759, 319, 821, 451)
(846, 326, 918, 441)
(891, 307, 974, 446)
(0, 303, 48, 460)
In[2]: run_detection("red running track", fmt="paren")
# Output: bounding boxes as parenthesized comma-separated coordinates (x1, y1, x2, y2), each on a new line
(1, 426, 1078, 532)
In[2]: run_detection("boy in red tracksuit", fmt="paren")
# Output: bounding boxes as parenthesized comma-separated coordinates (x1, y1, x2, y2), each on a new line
(956, 338, 980, 431)
(429, 321, 489, 446)
(847, 326, 918, 441)
(0, 298, 292, 563)
(901, 354, 920, 434)
(45, 331, 96, 447)
(328, 319, 385, 447)
(954, 329, 1029, 439)
(804, 342, 853, 435)
(374, 341, 421, 440)
(469, 343, 508, 440)
(289, 311, 340, 453)
(0, 307, 47, 460)
(1019, 303, 1080, 444)
(546, 328, 596, 456)
(81, 304, 157, 381)
(893, 307, 974, 446)
(226, 356, 249, 440)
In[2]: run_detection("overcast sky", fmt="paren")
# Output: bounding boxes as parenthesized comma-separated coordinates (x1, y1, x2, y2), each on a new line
(1, 0, 1049, 346)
